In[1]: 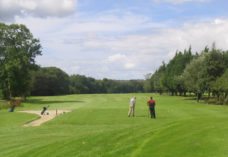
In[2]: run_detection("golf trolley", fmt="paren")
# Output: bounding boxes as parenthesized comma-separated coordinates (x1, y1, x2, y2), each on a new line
(41, 105, 49, 115)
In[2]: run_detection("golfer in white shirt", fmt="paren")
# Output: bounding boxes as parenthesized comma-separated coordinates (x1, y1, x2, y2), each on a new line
(128, 96, 136, 117)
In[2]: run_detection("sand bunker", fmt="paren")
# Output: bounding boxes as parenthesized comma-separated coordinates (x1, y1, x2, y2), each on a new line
(19, 110, 71, 127)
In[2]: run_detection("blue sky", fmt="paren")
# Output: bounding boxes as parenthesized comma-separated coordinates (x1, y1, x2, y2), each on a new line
(0, 0, 228, 79)
(78, 0, 228, 22)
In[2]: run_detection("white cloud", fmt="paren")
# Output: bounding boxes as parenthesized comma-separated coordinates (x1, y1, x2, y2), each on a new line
(107, 54, 127, 62)
(124, 63, 135, 69)
(0, 0, 76, 21)
(107, 54, 136, 70)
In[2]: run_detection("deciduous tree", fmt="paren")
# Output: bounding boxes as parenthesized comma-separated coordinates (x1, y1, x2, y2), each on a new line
(0, 23, 41, 99)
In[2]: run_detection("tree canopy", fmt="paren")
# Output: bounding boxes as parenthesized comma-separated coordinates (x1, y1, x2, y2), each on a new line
(0, 23, 42, 99)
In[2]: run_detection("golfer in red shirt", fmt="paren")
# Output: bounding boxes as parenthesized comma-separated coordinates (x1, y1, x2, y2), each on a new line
(147, 97, 156, 119)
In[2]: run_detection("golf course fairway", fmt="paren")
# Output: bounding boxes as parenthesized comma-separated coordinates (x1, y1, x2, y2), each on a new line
(0, 93, 228, 157)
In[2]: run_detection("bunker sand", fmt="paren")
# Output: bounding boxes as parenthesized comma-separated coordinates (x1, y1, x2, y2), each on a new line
(19, 110, 71, 127)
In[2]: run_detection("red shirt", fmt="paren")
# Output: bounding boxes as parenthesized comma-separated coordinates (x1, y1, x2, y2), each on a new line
(148, 100, 155, 108)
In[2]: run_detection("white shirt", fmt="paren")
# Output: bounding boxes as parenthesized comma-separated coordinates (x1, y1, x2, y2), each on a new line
(129, 97, 136, 107)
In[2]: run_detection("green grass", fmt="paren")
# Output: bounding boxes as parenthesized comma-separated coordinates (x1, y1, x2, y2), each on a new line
(0, 93, 228, 157)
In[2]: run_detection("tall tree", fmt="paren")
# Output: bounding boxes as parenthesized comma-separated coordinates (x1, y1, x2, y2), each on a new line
(0, 23, 41, 99)
(182, 54, 207, 94)
(204, 48, 227, 95)
(163, 48, 194, 95)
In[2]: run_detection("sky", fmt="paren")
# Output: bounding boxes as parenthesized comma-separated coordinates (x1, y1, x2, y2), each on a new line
(1, 0, 228, 80)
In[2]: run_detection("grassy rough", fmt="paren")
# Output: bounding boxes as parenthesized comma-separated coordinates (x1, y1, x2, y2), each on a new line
(0, 93, 228, 157)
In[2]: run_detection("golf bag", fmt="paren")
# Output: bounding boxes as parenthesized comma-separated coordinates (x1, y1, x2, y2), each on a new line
(41, 106, 49, 115)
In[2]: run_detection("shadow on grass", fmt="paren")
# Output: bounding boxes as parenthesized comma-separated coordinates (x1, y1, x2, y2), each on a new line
(25, 99, 84, 105)
(183, 96, 209, 102)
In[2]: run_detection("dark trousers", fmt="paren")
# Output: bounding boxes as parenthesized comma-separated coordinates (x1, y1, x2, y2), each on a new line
(149, 107, 156, 118)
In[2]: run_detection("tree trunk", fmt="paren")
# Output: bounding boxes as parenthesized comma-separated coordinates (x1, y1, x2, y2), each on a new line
(208, 89, 211, 99)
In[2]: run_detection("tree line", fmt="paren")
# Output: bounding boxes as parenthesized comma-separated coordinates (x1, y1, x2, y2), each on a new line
(146, 45, 228, 104)
(30, 67, 144, 96)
